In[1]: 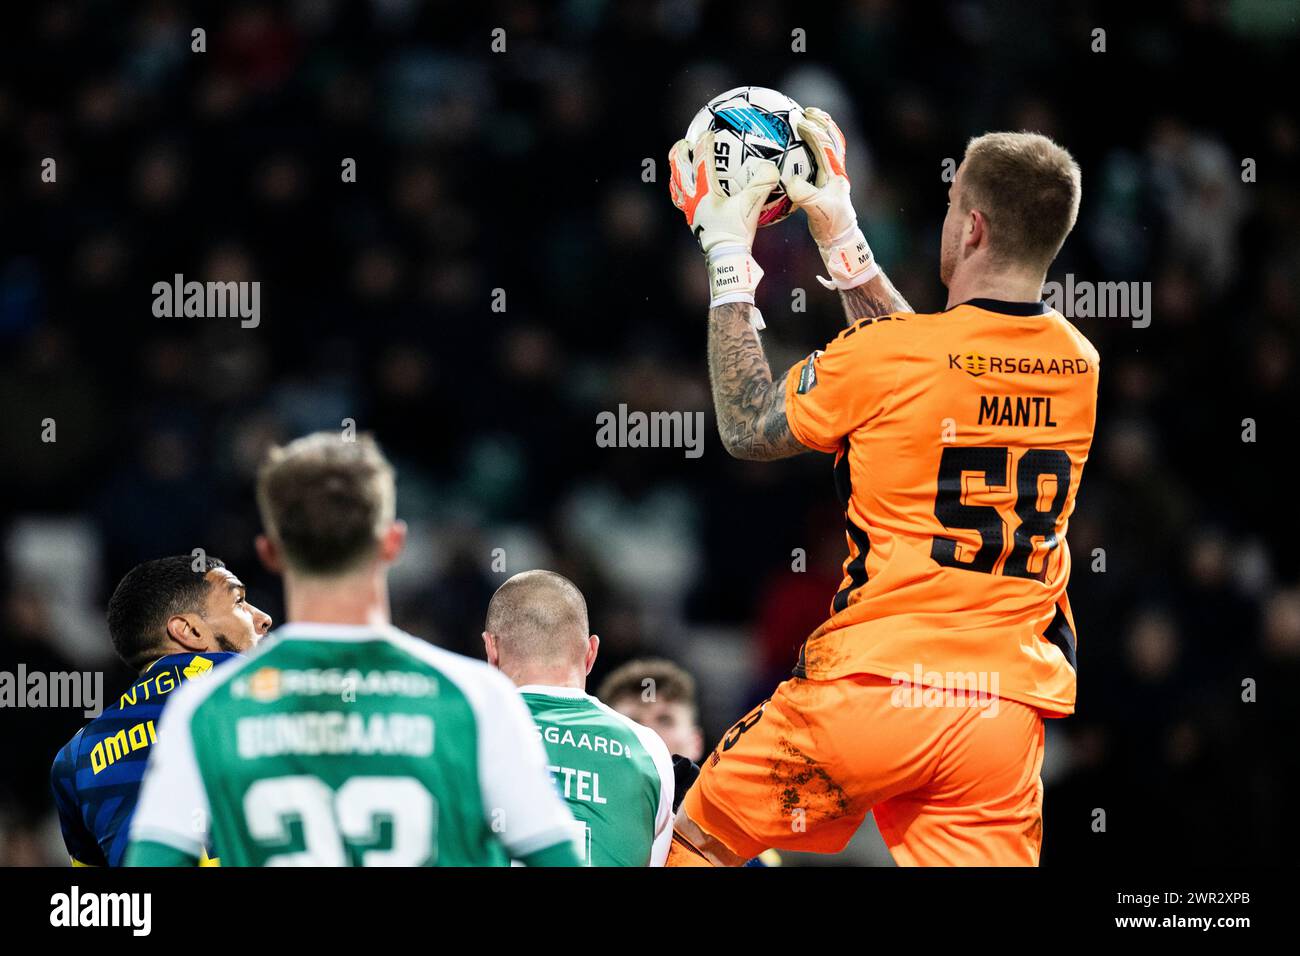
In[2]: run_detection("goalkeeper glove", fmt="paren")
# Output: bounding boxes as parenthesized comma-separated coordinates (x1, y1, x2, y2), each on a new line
(781, 107, 881, 291)
(669, 131, 779, 323)
(671, 755, 700, 813)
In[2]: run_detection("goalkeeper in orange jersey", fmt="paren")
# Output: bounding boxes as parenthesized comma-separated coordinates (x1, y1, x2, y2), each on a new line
(666, 109, 1098, 866)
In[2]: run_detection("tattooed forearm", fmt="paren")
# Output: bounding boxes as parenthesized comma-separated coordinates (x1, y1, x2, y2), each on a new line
(838, 271, 914, 326)
(707, 303, 809, 461)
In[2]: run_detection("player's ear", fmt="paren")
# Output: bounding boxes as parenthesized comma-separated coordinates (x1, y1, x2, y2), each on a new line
(967, 207, 986, 251)
(378, 520, 407, 564)
(481, 631, 499, 668)
(165, 613, 206, 651)
(255, 534, 282, 575)
(584, 635, 600, 676)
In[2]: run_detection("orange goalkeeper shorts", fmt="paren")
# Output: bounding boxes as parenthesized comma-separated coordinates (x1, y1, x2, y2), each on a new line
(682, 674, 1047, 866)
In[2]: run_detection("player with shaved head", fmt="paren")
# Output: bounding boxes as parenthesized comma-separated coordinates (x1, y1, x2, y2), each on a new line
(483, 571, 595, 686)
(483, 570, 676, 866)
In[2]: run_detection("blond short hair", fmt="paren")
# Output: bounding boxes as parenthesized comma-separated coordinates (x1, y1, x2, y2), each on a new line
(255, 431, 396, 575)
(960, 131, 1082, 272)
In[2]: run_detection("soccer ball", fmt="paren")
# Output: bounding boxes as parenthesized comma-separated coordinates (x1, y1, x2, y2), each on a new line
(685, 86, 818, 228)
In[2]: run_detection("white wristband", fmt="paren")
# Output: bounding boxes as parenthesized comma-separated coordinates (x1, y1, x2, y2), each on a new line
(815, 224, 881, 290)
(707, 247, 764, 307)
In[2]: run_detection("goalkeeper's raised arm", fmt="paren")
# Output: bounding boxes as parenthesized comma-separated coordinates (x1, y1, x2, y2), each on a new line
(782, 107, 913, 326)
(667, 135, 802, 460)
(666, 110, 912, 462)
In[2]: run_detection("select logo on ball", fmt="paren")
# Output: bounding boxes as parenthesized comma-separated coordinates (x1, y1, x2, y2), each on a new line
(685, 86, 819, 228)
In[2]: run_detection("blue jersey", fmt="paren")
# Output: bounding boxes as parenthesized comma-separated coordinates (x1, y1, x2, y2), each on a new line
(50, 652, 239, 866)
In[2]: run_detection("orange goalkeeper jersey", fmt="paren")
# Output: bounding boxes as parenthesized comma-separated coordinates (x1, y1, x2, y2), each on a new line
(783, 298, 1099, 715)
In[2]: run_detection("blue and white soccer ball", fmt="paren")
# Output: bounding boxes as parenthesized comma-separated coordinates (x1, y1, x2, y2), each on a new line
(685, 86, 818, 228)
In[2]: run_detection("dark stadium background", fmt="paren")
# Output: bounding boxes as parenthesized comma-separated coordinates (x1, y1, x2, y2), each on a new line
(1, 0, 1297, 867)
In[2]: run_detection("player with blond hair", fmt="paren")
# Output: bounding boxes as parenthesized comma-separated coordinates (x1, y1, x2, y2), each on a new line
(667, 114, 1098, 866)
